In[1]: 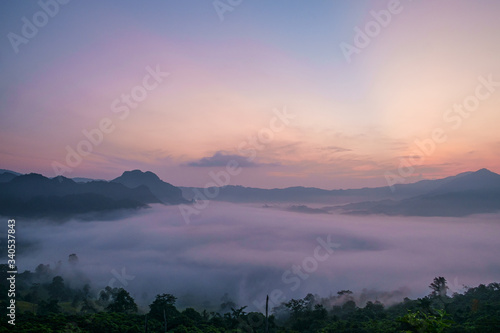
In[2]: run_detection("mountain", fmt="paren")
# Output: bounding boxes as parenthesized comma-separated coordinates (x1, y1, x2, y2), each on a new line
(0, 172, 18, 183)
(0, 169, 21, 176)
(0, 173, 161, 219)
(112, 170, 188, 204)
(429, 168, 500, 194)
(337, 169, 500, 217)
(71, 177, 105, 183)
(0, 169, 21, 183)
(181, 185, 341, 203)
(180, 171, 476, 205)
(2, 167, 497, 218)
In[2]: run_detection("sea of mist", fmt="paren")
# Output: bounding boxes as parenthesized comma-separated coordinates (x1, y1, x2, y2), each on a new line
(8, 202, 500, 311)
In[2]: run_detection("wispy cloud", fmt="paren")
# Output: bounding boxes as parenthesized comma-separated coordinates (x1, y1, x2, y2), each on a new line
(186, 151, 270, 168)
(319, 146, 352, 153)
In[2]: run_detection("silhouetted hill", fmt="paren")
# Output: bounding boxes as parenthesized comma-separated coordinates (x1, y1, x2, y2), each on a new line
(0, 193, 147, 219)
(338, 169, 500, 217)
(2, 174, 160, 202)
(180, 171, 477, 204)
(2, 167, 498, 218)
(181, 185, 339, 203)
(430, 168, 500, 194)
(112, 170, 188, 204)
(0, 169, 21, 176)
(0, 172, 18, 183)
(0, 173, 161, 219)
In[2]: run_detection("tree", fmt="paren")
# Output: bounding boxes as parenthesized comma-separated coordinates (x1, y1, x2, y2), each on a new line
(80, 298, 98, 314)
(35, 263, 51, 278)
(25, 283, 41, 303)
(68, 253, 79, 265)
(398, 309, 453, 333)
(99, 286, 113, 303)
(182, 307, 203, 323)
(149, 293, 179, 322)
(82, 283, 91, 299)
(312, 304, 328, 320)
(337, 290, 353, 297)
(418, 296, 432, 312)
(219, 293, 236, 314)
(363, 301, 385, 320)
(429, 277, 448, 298)
(106, 288, 138, 313)
(341, 300, 357, 315)
(48, 276, 66, 301)
(284, 298, 306, 318)
(38, 299, 61, 315)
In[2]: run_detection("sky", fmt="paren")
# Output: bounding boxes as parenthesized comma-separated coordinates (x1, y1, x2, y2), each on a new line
(1, 0, 500, 189)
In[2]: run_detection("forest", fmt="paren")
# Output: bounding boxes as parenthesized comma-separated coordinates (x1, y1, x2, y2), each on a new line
(1, 260, 499, 332)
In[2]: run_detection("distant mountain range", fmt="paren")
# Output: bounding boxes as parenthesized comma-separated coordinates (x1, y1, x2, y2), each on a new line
(1, 168, 499, 219)
(179, 171, 473, 203)
(0, 170, 188, 219)
(181, 168, 500, 217)
(180, 171, 476, 205)
(331, 168, 500, 217)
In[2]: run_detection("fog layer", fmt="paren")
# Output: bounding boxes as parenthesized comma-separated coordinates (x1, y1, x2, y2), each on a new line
(14, 203, 500, 310)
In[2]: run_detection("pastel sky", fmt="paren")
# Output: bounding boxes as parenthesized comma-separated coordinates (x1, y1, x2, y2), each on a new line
(1, 0, 499, 189)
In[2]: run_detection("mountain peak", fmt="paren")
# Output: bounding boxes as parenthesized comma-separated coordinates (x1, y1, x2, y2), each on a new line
(465, 168, 500, 180)
(474, 168, 495, 175)
(431, 168, 500, 194)
(120, 170, 161, 181)
(11, 173, 48, 183)
(52, 175, 76, 184)
(112, 170, 187, 204)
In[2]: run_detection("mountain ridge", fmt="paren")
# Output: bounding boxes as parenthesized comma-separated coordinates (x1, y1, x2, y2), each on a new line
(180, 169, 496, 205)
(0, 171, 187, 219)
(1, 168, 498, 218)
(335, 169, 500, 217)
(112, 170, 189, 204)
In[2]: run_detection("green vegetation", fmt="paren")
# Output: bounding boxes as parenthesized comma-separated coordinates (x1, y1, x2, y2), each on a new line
(1, 263, 499, 332)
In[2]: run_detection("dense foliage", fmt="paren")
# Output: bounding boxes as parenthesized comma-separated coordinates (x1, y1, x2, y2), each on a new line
(1, 262, 499, 332)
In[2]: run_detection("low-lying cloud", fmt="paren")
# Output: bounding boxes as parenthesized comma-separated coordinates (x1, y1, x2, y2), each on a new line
(10, 203, 500, 311)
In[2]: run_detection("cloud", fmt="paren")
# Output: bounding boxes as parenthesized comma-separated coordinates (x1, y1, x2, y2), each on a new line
(186, 151, 272, 168)
(319, 146, 352, 153)
(16, 203, 500, 312)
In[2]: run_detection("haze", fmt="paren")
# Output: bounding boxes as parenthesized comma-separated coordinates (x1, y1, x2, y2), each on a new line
(14, 203, 500, 310)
